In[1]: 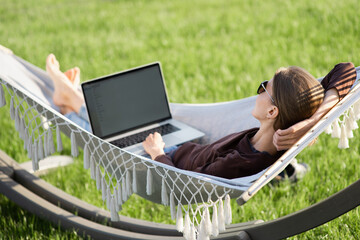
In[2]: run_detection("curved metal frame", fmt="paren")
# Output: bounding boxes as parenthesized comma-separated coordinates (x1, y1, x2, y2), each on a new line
(1, 150, 360, 240)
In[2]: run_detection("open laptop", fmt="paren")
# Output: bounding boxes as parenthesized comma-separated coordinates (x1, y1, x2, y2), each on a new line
(81, 62, 204, 155)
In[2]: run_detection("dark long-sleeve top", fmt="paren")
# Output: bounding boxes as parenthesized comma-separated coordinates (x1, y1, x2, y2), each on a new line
(155, 63, 357, 179)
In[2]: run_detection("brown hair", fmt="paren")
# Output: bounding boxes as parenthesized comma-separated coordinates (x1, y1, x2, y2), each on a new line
(272, 66, 324, 130)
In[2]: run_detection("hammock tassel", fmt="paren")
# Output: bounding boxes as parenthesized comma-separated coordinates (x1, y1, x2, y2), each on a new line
(198, 218, 209, 240)
(10, 96, 14, 120)
(90, 156, 96, 180)
(23, 130, 29, 150)
(48, 129, 55, 155)
(18, 116, 24, 140)
(101, 176, 106, 201)
(0, 83, 5, 108)
(27, 140, 32, 159)
(189, 224, 196, 240)
(338, 124, 349, 149)
(146, 168, 153, 195)
(106, 186, 111, 210)
(96, 165, 101, 190)
(183, 212, 191, 238)
(218, 198, 225, 232)
(345, 116, 354, 139)
(212, 204, 219, 237)
(114, 186, 121, 212)
(21, 119, 27, 141)
(170, 192, 176, 220)
(354, 100, 360, 120)
(224, 194, 232, 225)
(161, 178, 169, 206)
(204, 206, 212, 236)
(175, 203, 183, 231)
(32, 142, 39, 171)
(126, 170, 132, 197)
(331, 119, 341, 138)
(349, 108, 359, 130)
(56, 125, 63, 152)
(110, 196, 120, 221)
(38, 137, 44, 160)
(132, 166, 137, 193)
(70, 131, 78, 157)
(43, 132, 48, 158)
(121, 179, 127, 202)
(14, 108, 19, 131)
(324, 123, 332, 134)
(83, 143, 90, 169)
(116, 183, 123, 206)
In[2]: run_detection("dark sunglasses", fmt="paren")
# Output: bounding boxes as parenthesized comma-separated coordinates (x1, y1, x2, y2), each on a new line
(257, 81, 275, 104)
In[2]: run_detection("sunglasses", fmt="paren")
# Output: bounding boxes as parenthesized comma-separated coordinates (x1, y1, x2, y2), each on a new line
(257, 81, 275, 104)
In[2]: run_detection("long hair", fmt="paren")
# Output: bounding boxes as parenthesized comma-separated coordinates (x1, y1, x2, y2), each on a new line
(272, 66, 324, 130)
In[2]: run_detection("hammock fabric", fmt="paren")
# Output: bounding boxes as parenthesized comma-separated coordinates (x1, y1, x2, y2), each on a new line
(0, 46, 359, 240)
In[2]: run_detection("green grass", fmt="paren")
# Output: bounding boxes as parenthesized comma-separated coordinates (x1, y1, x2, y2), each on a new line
(1, 0, 360, 239)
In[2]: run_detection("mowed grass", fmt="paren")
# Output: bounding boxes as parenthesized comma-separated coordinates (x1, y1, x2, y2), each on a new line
(0, 0, 360, 239)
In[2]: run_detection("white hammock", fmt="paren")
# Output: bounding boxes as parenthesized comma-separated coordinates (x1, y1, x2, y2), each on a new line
(0, 46, 359, 240)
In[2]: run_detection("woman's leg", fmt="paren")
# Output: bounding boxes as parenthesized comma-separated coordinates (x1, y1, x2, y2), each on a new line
(64, 105, 91, 131)
(46, 54, 84, 114)
(46, 54, 91, 131)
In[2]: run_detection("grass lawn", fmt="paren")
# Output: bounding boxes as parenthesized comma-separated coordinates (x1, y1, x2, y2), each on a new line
(1, 0, 360, 239)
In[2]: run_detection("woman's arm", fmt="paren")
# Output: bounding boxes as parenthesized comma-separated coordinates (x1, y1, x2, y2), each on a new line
(273, 62, 357, 151)
(273, 89, 339, 150)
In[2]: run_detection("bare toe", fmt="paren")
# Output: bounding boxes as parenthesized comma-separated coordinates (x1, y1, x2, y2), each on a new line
(46, 54, 60, 72)
(64, 67, 80, 87)
(59, 105, 74, 115)
(64, 68, 75, 82)
(73, 67, 80, 86)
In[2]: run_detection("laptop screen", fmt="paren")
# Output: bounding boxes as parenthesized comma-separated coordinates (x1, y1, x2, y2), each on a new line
(82, 63, 172, 139)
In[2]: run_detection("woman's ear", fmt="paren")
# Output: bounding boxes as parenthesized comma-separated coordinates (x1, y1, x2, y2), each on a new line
(267, 106, 279, 119)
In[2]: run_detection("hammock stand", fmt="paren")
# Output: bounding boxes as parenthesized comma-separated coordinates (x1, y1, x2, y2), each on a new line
(1, 149, 360, 240)
(0, 46, 360, 239)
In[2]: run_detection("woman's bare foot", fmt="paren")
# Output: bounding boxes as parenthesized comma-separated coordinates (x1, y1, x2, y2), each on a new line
(46, 54, 84, 114)
(59, 106, 74, 115)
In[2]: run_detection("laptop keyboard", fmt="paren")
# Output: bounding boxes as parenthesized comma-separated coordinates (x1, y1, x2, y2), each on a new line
(110, 123, 180, 149)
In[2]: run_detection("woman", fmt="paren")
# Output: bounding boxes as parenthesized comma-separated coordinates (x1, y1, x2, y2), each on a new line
(46, 54, 357, 179)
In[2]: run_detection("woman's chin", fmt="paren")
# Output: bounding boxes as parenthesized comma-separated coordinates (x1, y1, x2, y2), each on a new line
(251, 110, 259, 120)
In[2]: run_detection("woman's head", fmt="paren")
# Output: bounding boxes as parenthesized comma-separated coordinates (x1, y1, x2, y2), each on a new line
(271, 66, 324, 130)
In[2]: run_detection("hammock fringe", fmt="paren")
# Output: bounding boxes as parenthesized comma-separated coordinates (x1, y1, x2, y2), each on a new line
(161, 178, 169, 206)
(0, 83, 5, 107)
(204, 206, 212, 236)
(170, 192, 176, 220)
(331, 119, 341, 138)
(212, 204, 219, 237)
(83, 143, 90, 169)
(224, 194, 232, 225)
(183, 212, 191, 238)
(10, 96, 14, 120)
(146, 168, 153, 195)
(338, 124, 349, 149)
(70, 131, 78, 157)
(218, 198, 225, 232)
(132, 166, 137, 193)
(56, 125, 63, 152)
(176, 203, 184, 232)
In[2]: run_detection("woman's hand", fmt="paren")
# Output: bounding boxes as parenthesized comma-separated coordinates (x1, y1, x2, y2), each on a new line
(142, 132, 165, 160)
(273, 88, 340, 151)
(273, 118, 315, 151)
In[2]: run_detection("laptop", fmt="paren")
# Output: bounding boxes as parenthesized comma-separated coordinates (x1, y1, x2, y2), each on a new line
(81, 62, 205, 155)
